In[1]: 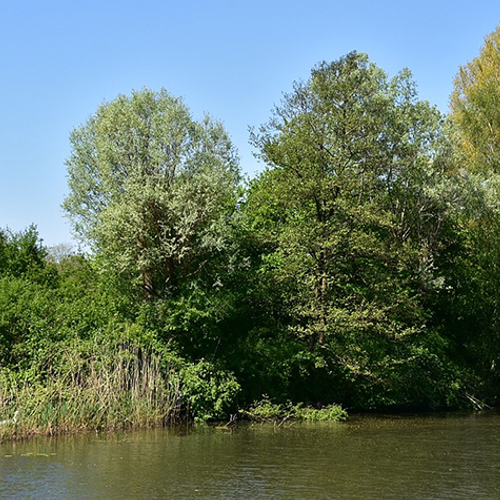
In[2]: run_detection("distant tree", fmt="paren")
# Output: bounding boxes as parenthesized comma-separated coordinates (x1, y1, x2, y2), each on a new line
(0, 225, 49, 279)
(63, 88, 240, 300)
(450, 24, 500, 173)
(46, 243, 75, 265)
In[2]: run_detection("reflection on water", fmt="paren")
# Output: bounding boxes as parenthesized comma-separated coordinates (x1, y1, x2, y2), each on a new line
(1, 412, 499, 499)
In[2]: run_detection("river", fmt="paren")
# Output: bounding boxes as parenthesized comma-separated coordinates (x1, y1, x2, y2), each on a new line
(0, 411, 499, 499)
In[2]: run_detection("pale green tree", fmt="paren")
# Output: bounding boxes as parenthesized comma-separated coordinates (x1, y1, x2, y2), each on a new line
(251, 53, 452, 350)
(449, 24, 500, 391)
(450, 24, 500, 173)
(63, 88, 240, 299)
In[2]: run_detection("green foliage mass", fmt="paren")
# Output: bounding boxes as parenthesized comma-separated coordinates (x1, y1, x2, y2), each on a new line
(244, 52, 467, 409)
(4, 42, 500, 437)
(240, 396, 347, 423)
(63, 88, 240, 301)
(451, 24, 500, 174)
(0, 227, 240, 430)
(447, 24, 500, 402)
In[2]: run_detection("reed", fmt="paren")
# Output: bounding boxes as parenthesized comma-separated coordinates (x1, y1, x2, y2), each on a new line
(0, 334, 183, 440)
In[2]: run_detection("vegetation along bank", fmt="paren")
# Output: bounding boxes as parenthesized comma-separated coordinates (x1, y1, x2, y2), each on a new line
(3, 25, 500, 438)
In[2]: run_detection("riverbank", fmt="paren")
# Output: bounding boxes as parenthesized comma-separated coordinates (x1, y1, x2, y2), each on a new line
(1, 223, 496, 445)
(0, 395, 348, 442)
(0, 336, 181, 441)
(0, 335, 347, 442)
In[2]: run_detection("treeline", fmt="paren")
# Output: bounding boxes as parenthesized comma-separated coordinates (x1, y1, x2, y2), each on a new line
(3, 30, 500, 434)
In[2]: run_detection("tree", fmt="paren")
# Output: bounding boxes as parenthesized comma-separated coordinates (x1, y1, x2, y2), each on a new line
(63, 88, 240, 300)
(449, 24, 500, 403)
(450, 24, 500, 173)
(0, 225, 50, 281)
(248, 52, 461, 408)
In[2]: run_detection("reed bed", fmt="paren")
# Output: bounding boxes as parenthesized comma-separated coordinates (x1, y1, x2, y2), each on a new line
(0, 335, 183, 440)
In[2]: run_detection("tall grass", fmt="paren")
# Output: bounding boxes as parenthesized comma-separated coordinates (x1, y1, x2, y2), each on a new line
(0, 334, 183, 440)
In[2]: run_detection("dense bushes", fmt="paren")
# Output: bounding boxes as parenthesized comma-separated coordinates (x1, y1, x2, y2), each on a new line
(0, 228, 242, 435)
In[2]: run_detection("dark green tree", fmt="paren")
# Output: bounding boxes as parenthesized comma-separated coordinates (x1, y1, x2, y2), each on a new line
(0, 225, 50, 281)
(248, 52, 462, 408)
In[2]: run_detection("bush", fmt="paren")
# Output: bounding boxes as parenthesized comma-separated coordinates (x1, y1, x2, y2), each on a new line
(179, 360, 241, 423)
(240, 395, 347, 424)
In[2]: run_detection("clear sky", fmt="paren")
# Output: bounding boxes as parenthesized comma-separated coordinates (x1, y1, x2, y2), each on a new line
(1, 0, 499, 247)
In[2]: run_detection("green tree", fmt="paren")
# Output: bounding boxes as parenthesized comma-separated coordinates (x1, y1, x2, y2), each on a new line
(448, 24, 500, 404)
(0, 225, 50, 281)
(450, 24, 500, 173)
(248, 52, 462, 408)
(63, 88, 240, 300)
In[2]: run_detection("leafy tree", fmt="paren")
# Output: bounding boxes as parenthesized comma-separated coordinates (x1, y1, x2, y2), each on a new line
(0, 226, 51, 282)
(63, 88, 240, 300)
(447, 24, 500, 404)
(450, 24, 500, 173)
(248, 52, 462, 408)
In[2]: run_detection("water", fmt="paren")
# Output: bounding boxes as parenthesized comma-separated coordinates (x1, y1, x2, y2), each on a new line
(1, 412, 499, 499)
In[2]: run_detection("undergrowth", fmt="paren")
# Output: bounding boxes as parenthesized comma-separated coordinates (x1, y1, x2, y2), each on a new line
(240, 395, 347, 424)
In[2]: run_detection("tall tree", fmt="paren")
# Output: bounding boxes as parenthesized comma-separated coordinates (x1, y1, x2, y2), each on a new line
(449, 24, 500, 400)
(249, 52, 461, 408)
(63, 88, 240, 300)
(450, 24, 500, 173)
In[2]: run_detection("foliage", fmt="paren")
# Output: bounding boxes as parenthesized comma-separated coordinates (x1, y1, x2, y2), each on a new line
(240, 396, 347, 423)
(178, 360, 241, 423)
(0, 227, 242, 434)
(246, 52, 464, 409)
(450, 24, 500, 173)
(0, 329, 182, 439)
(293, 403, 348, 422)
(0, 226, 54, 284)
(448, 24, 500, 404)
(63, 88, 240, 301)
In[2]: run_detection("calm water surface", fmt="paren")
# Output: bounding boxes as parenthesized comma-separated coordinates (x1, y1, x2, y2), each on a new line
(0, 411, 499, 499)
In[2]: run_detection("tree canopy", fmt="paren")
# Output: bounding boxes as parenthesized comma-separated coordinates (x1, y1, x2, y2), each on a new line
(246, 52, 464, 407)
(63, 88, 240, 300)
(451, 24, 500, 173)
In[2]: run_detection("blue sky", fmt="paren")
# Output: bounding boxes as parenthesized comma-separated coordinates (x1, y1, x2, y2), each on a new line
(1, 0, 499, 247)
